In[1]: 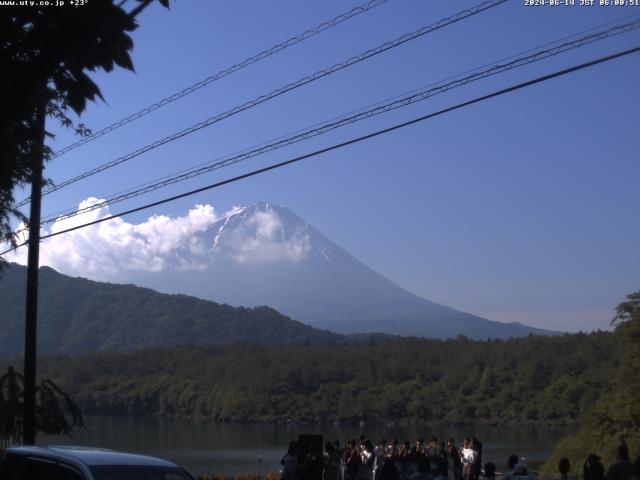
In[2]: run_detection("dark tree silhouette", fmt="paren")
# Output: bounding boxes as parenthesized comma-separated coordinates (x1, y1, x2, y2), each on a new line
(612, 290, 640, 325)
(0, 0, 169, 261)
(0, 366, 84, 449)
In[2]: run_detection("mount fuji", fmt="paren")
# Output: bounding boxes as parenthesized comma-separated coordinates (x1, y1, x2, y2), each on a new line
(127, 203, 555, 339)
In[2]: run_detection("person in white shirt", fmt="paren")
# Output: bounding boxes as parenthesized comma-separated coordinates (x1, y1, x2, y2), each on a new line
(461, 438, 477, 480)
(359, 440, 375, 480)
(373, 439, 387, 480)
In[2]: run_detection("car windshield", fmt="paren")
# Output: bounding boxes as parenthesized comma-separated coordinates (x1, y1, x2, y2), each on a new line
(90, 465, 193, 480)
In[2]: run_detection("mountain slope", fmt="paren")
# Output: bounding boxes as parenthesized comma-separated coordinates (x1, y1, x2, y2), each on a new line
(0, 263, 344, 355)
(129, 203, 557, 339)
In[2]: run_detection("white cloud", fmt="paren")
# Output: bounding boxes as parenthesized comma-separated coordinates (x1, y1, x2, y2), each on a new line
(224, 209, 311, 264)
(4, 199, 310, 280)
(6, 197, 220, 279)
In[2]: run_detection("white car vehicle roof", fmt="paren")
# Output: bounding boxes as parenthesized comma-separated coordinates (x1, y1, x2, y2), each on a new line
(7, 445, 178, 467)
(3, 445, 196, 480)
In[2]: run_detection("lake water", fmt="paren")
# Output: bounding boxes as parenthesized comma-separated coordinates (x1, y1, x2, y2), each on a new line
(40, 416, 573, 477)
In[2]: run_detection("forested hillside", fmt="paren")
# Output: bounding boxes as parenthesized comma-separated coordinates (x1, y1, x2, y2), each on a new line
(2, 331, 616, 426)
(0, 263, 344, 354)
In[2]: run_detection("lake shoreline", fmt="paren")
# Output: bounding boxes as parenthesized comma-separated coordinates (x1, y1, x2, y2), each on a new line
(40, 415, 573, 477)
(76, 410, 580, 429)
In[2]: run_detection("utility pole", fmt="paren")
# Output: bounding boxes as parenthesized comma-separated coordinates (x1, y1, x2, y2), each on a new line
(23, 102, 46, 445)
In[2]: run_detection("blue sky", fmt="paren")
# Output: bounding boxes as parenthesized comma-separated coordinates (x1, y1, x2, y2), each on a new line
(12, 0, 640, 331)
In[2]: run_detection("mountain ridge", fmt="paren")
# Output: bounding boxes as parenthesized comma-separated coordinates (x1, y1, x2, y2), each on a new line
(1, 202, 559, 347)
(0, 262, 348, 355)
(129, 202, 557, 339)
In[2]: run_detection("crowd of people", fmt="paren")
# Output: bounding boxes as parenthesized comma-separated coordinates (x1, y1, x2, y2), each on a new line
(581, 446, 640, 480)
(280, 436, 640, 480)
(282, 435, 496, 480)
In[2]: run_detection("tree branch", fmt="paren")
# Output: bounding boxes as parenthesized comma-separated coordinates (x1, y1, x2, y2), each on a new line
(127, 0, 154, 19)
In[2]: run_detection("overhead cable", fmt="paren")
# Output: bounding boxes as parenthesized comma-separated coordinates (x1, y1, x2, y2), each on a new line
(50, 0, 392, 159)
(3, 43, 638, 256)
(34, 18, 640, 226)
(14, 0, 506, 208)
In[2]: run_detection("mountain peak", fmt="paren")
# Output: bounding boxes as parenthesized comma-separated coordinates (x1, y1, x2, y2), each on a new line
(208, 202, 311, 263)
(237, 202, 290, 215)
(122, 202, 555, 339)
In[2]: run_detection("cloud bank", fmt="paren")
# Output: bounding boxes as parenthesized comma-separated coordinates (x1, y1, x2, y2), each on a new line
(5, 199, 310, 280)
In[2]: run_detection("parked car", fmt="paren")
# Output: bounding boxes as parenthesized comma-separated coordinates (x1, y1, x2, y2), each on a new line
(0, 445, 197, 480)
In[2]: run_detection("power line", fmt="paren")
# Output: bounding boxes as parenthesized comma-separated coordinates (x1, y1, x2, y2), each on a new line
(49, 0, 391, 159)
(33, 18, 640, 227)
(14, 0, 506, 208)
(4, 44, 638, 257)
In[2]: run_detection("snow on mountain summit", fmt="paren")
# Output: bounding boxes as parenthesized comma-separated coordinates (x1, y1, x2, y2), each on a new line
(206, 203, 314, 264)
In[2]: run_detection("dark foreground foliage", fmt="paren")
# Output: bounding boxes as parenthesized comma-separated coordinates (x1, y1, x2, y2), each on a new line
(542, 291, 640, 473)
(1, 331, 616, 426)
(0, 0, 169, 257)
(0, 366, 84, 448)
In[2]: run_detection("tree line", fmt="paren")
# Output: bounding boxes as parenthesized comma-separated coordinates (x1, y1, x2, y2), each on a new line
(0, 330, 618, 426)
